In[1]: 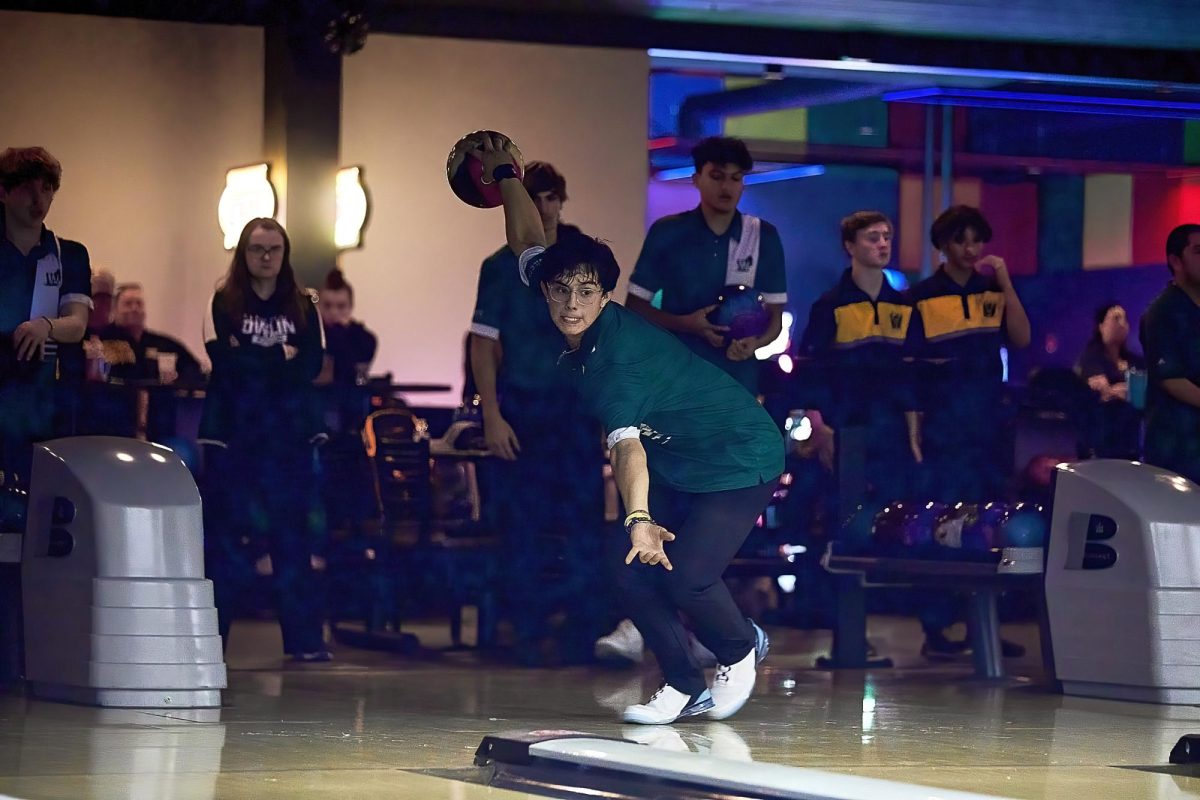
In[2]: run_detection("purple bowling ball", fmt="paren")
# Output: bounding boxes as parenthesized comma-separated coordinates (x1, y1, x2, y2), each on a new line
(901, 502, 948, 547)
(961, 503, 1009, 551)
(872, 503, 909, 547)
(709, 285, 771, 343)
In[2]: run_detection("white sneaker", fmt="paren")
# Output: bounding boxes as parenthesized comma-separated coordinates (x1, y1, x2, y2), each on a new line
(708, 648, 756, 720)
(595, 619, 644, 663)
(750, 618, 770, 664)
(621, 725, 690, 752)
(623, 685, 714, 725)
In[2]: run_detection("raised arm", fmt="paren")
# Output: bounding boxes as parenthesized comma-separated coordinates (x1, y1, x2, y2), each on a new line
(476, 134, 545, 256)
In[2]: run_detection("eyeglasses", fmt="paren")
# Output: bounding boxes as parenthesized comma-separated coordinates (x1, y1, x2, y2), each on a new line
(247, 244, 284, 259)
(547, 284, 602, 305)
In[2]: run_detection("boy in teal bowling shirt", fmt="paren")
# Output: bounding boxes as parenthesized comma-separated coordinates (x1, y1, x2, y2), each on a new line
(477, 135, 783, 724)
(626, 137, 787, 394)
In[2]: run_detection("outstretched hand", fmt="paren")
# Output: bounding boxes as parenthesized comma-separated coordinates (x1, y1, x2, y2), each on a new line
(625, 521, 676, 571)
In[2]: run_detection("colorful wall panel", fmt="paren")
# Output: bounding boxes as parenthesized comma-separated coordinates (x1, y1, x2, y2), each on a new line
(1037, 176, 1085, 274)
(897, 174, 982, 272)
(722, 78, 808, 142)
(1082, 174, 1134, 269)
(980, 181, 1038, 276)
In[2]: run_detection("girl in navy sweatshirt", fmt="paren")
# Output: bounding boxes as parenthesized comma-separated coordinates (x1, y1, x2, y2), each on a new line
(200, 217, 328, 661)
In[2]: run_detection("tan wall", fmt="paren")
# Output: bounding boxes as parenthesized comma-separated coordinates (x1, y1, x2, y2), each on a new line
(0, 18, 649, 405)
(0, 11, 264, 362)
(341, 35, 648, 405)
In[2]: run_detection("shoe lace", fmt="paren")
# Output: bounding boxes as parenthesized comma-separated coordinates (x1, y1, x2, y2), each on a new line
(715, 664, 733, 685)
(648, 686, 666, 703)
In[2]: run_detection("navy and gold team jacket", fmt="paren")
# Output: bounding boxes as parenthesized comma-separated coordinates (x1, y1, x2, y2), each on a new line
(799, 268, 915, 427)
(907, 266, 1007, 384)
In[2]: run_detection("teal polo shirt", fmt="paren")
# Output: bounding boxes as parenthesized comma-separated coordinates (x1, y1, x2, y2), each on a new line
(628, 207, 787, 392)
(0, 218, 91, 440)
(562, 302, 784, 493)
(471, 240, 572, 394)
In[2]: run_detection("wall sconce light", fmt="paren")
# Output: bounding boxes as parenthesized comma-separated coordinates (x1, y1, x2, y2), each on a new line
(336, 166, 370, 250)
(218, 164, 276, 249)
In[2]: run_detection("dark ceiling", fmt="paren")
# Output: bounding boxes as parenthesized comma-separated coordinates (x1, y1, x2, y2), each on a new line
(5, 0, 1200, 84)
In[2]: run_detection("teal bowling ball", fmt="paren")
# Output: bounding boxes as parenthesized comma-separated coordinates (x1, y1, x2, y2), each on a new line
(0, 485, 28, 533)
(1002, 510, 1047, 548)
(841, 501, 886, 548)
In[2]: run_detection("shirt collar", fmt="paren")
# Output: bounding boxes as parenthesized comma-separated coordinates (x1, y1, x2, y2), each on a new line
(838, 267, 904, 303)
(0, 214, 55, 260)
(690, 206, 743, 240)
(933, 264, 988, 293)
(560, 303, 615, 369)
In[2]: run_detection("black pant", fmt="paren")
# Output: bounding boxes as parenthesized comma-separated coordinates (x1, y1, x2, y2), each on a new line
(487, 388, 607, 652)
(202, 441, 326, 656)
(611, 479, 777, 696)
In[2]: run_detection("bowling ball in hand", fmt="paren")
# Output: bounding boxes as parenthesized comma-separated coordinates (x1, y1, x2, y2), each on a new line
(446, 130, 525, 208)
(709, 285, 771, 343)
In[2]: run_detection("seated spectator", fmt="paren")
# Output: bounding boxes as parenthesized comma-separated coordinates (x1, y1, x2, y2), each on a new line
(315, 268, 377, 430)
(99, 283, 203, 441)
(1077, 302, 1145, 459)
(89, 269, 115, 335)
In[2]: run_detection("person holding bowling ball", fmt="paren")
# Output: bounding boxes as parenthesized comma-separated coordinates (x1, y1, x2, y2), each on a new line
(473, 134, 783, 724)
(624, 136, 787, 394)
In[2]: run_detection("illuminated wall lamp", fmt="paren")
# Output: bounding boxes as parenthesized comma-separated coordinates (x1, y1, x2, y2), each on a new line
(336, 166, 370, 250)
(217, 163, 277, 250)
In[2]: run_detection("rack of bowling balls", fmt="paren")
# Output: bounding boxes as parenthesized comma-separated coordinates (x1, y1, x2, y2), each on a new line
(840, 500, 1048, 562)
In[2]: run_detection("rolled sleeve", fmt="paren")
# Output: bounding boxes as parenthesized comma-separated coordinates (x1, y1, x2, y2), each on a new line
(59, 240, 93, 310)
(629, 221, 671, 299)
(471, 252, 507, 336)
(606, 425, 640, 450)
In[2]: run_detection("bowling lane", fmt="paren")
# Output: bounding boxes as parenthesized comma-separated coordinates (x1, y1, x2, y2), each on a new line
(2, 618, 1199, 800)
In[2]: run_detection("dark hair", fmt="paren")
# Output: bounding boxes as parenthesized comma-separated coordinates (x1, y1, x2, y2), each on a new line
(1166, 223, 1200, 275)
(930, 205, 993, 250)
(219, 218, 309, 329)
(537, 236, 621, 294)
(323, 267, 354, 306)
(841, 211, 893, 247)
(1089, 302, 1134, 361)
(523, 161, 567, 202)
(0, 146, 62, 192)
(691, 136, 753, 173)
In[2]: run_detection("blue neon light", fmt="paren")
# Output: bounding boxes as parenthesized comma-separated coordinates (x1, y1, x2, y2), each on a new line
(648, 49, 1195, 93)
(654, 165, 825, 183)
(744, 165, 826, 184)
(653, 166, 696, 181)
(882, 87, 1200, 120)
(883, 269, 908, 290)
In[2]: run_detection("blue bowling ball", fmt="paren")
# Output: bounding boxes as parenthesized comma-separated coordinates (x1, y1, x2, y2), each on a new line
(1002, 510, 1047, 548)
(158, 437, 200, 475)
(0, 485, 28, 533)
(709, 285, 771, 343)
(842, 501, 886, 548)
